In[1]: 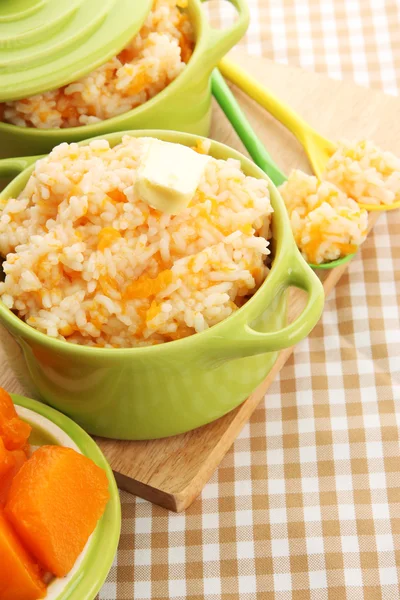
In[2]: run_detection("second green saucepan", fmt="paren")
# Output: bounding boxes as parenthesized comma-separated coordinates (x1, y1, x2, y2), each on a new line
(0, 0, 249, 160)
(0, 130, 324, 440)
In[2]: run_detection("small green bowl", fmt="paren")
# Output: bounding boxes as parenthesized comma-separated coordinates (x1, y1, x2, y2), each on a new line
(12, 394, 121, 600)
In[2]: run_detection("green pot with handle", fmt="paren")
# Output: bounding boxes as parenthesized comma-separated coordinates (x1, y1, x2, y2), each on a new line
(0, 130, 324, 440)
(0, 0, 249, 160)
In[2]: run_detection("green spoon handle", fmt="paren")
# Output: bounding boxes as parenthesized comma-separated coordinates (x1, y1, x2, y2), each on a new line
(218, 58, 313, 146)
(211, 69, 287, 187)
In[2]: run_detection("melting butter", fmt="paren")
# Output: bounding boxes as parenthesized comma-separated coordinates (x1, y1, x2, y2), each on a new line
(135, 139, 211, 214)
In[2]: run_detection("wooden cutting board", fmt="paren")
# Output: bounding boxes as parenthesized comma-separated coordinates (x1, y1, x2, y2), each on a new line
(1, 52, 399, 511)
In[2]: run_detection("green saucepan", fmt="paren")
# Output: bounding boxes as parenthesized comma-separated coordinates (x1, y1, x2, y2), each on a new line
(0, 130, 324, 440)
(0, 0, 249, 160)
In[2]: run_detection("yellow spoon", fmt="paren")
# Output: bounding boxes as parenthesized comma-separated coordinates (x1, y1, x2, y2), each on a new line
(219, 57, 400, 212)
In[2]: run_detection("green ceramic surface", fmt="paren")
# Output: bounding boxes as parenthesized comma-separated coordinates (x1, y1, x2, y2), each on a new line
(0, 0, 152, 102)
(0, 0, 250, 159)
(12, 394, 121, 600)
(0, 130, 324, 440)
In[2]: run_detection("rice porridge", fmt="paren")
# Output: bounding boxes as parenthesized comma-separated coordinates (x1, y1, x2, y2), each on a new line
(0, 137, 273, 348)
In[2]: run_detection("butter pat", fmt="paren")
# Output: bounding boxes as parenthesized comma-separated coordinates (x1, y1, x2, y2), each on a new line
(135, 139, 211, 214)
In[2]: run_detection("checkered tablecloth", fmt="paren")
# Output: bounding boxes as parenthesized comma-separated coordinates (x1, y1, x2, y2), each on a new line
(99, 2, 400, 599)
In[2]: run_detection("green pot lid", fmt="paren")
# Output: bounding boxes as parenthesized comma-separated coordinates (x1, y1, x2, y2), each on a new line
(0, 0, 152, 102)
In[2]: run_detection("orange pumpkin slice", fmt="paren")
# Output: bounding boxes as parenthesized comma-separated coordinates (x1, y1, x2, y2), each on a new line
(0, 437, 14, 480)
(0, 510, 46, 600)
(0, 388, 17, 421)
(0, 418, 32, 452)
(5, 445, 110, 577)
(0, 388, 31, 454)
(0, 441, 27, 506)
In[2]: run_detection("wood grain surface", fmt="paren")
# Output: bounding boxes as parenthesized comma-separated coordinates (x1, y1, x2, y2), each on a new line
(0, 51, 396, 511)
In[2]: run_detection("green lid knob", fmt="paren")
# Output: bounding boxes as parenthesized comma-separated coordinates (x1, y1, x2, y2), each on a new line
(0, 0, 152, 102)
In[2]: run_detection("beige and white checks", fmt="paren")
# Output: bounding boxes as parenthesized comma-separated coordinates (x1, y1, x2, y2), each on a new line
(97, 2, 400, 598)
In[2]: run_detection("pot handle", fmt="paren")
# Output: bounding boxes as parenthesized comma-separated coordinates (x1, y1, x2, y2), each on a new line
(216, 251, 324, 360)
(0, 156, 41, 178)
(200, 0, 250, 65)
